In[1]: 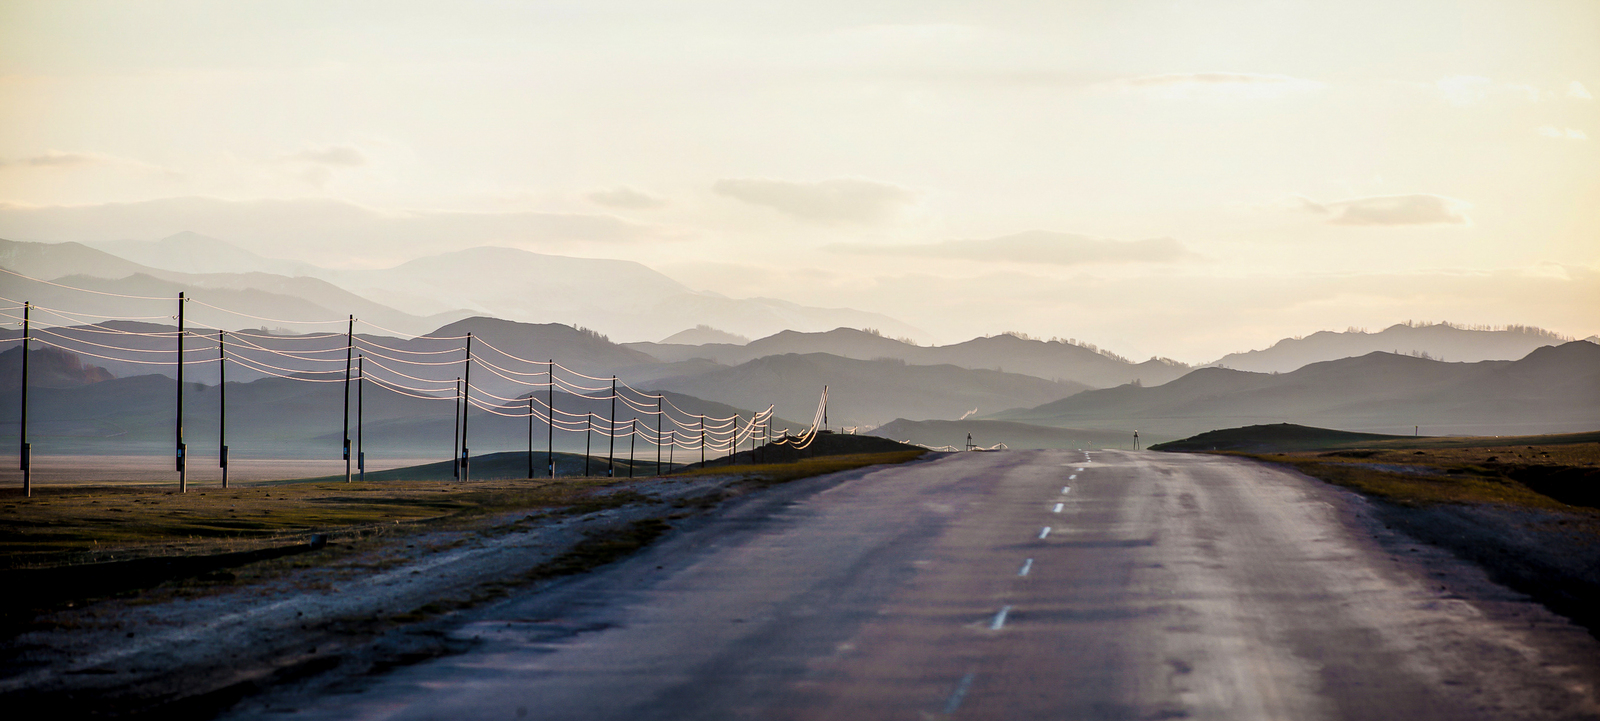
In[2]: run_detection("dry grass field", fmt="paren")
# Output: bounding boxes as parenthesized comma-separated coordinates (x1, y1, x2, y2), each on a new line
(1247, 440, 1600, 511)
(0, 450, 927, 571)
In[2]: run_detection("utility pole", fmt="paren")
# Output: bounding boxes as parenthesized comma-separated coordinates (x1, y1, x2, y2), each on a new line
(343, 315, 353, 483)
(527, 396, 534, 480)
(699, 415, 706, 468)
(608, 376, 616, 477)
(667, 429, 674, 469)
(584, 412, 592, 477)
(461, 333, 472, 482)
(823, 384, 829, 433)
(655, 396, 662, 476)
(358, 354, 365, 482)
(547, 360, 554, 479)
(453, 377, 461, 480)
(19, 301, 30, 497)
(629, 418, 636, 479)
(177, 292, 187, 493)
(219, 330, 228, 489)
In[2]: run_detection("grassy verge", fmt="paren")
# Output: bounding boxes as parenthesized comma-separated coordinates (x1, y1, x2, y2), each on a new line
(0, 450, 927, 628)
(0, 477, 631, 570)
(1228, 440, 1599, 512)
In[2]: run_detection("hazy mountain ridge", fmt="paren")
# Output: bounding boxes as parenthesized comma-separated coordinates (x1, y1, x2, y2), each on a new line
(866, 418, 1135, 451)
(649, 352, 1093, 428)
(0, 345, 114, 389)
(0, 238, 471, 336)
(995, 340, 1600, 439)
(1207, 322, 1577, 373)
(627, 328, 1188, 389)
(86, 231, 318, 277)
(0, 363, 798, 460)
(33, 232, 924, 343)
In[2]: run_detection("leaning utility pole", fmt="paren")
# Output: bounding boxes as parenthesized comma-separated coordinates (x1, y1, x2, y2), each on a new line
(177, 293, 187, 493)
(342, 315, 353, 483)
(218, 330, 228, 489)
(19, 301, 30, 497)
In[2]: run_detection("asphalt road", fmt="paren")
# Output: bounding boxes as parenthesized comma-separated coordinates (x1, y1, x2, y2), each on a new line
(237, 450, 1600, 720)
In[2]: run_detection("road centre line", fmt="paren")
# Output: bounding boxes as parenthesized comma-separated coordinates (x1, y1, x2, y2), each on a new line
(942, 672, 976, 714)
(1053, 502, 1064, 513)
(1038, 526, 1051, 539)
(1018, 558, 1033, 576)
(1068, 474, 1077, 480)
(1062, 486, 1071, 494)
(990, 605, 1012, 630)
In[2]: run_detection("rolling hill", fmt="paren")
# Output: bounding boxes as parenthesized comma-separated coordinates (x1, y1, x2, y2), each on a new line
(627, 328, 1189, 389)
(994, 341, 1600, 439)
(1207, 322, 1578, 373)
(866, 419, 1137, 450)
(650, 353, 1092, 428)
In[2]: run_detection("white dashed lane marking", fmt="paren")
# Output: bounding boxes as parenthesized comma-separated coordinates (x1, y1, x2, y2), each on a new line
(990, 606, 1012, 630)
(1018, 558, 1033, 576)
(1038, 526, 1051, 539)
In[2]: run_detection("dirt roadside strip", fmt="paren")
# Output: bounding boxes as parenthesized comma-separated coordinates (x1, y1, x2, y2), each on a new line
(0, 451, 930, 720)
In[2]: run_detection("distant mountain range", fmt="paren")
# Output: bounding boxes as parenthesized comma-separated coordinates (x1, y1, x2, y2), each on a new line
(865, 419, 1135, 450)
(29, 232, 923, 342)
(627, 328, 1190, 388)
(649, 353, 1091, 428)
(1206, 322, 1582, 372)
(992, 341, 1600, 440)
(1, 238, 469, 336)
(0, 346, 800, 460)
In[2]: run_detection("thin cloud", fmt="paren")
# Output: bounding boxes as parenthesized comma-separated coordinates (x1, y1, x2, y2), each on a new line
(1538, 126, 1589, 141)
(1098, 72, 1323, 99)
(0, 196, 667, 266)
(0, 150, 182, 177)
(587, 187, 668, 210)
(1569, 81, 1593, 100)
(1432, 76, 1573, 105)
(279, 145, 367, 167)
(712, 177, 918, 224)
(831, 230, 1196, 265)
(1297, 194, 1471, 226)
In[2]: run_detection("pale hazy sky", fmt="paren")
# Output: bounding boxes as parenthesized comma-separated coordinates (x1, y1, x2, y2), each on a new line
(1, 1, 1596, 362)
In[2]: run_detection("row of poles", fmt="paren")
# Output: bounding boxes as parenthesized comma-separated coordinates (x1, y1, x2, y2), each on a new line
(13, 298, 793, 498)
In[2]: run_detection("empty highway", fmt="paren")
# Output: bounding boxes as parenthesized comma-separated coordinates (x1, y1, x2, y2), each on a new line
(235, 450, 1600, 720)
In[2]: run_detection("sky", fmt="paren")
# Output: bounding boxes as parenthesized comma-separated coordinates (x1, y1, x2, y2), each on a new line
(0, 0, 1596, 363)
